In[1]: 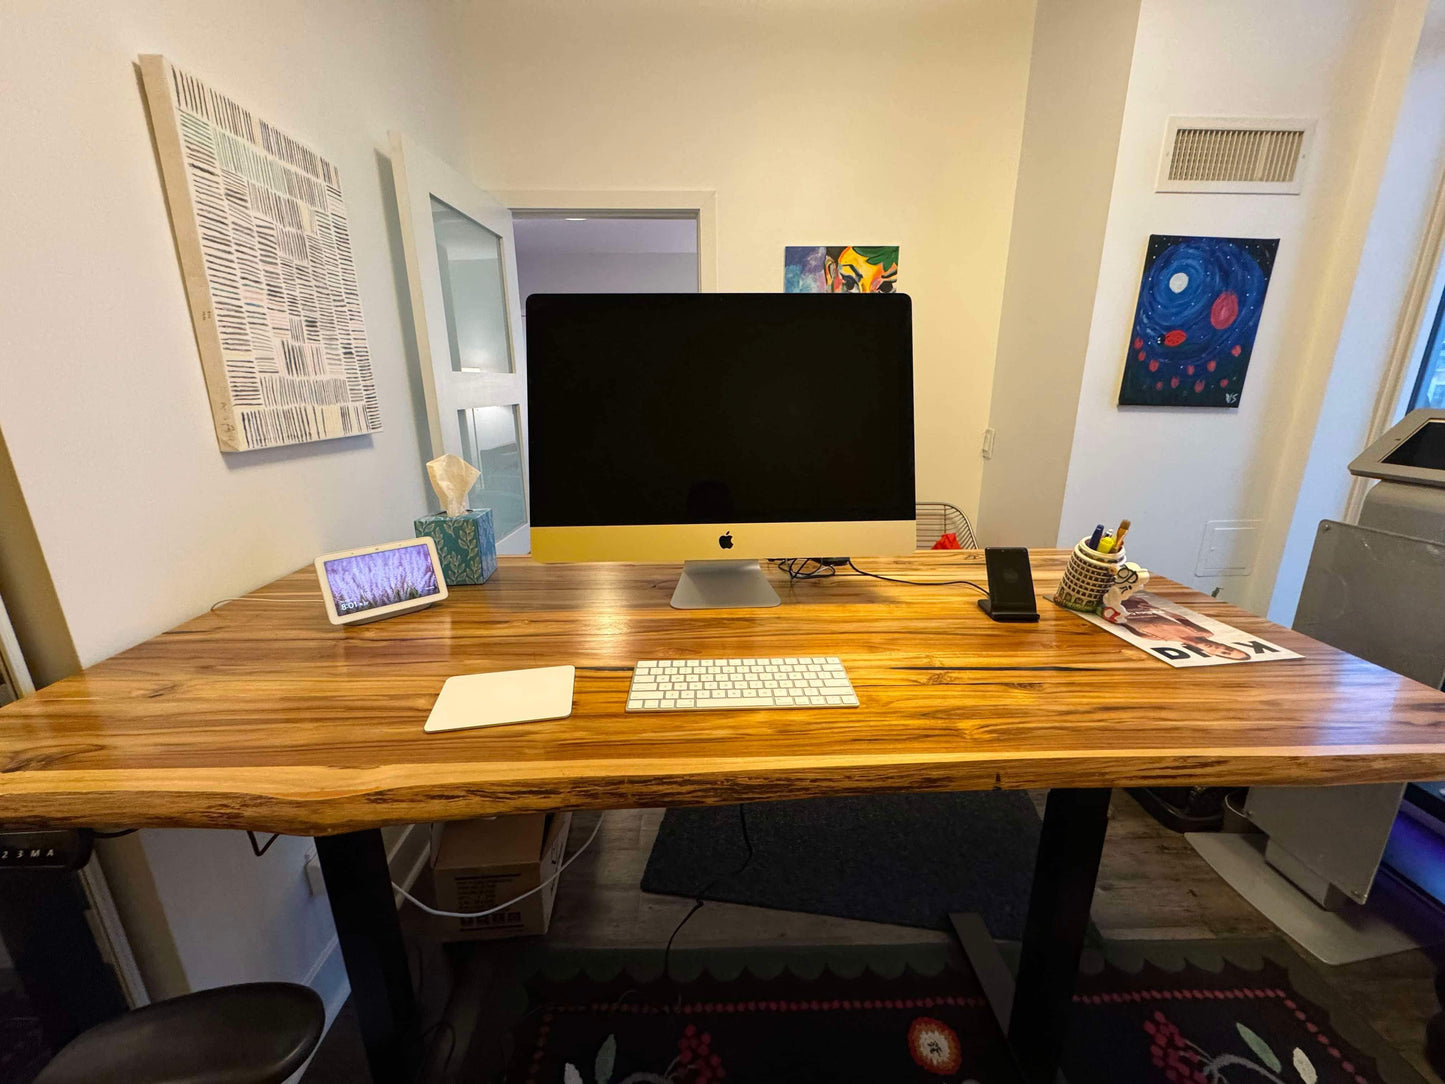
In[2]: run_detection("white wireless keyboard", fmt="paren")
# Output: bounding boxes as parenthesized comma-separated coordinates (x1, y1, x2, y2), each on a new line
(626, 656, 859, 711)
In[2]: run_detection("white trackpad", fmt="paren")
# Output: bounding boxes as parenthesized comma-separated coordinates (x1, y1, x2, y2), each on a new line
(424, 665, 576, 733)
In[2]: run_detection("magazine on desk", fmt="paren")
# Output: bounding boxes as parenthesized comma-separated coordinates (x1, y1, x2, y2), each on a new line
(1068, 591, 1303, 668)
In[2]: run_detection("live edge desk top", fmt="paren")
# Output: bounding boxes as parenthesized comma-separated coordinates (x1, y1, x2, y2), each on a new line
(1, 550, 1444, 836)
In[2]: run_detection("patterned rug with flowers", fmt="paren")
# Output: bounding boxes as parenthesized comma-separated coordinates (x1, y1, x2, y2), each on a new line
(495, 941, 1426, 1084)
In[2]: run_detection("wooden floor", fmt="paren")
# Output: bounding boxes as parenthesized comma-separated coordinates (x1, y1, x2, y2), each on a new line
(544, 792, 1445, 1084)
(325, 791, 1445, 1081)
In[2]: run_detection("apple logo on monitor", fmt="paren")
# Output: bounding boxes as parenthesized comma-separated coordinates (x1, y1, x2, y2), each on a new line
(718, 532, 733, 550)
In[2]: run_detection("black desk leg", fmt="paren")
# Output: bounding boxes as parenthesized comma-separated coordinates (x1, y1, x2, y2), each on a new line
(1007, 787, 1112, 1084)
(315, 829, 420, 1083)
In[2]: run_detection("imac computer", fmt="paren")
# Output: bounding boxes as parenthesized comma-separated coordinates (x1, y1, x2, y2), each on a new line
(526, 293, 916, 609)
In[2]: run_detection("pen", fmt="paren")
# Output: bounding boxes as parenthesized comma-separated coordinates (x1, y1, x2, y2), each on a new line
(1087, 524, 1105, 550)
(1098, 535, 1115, 555)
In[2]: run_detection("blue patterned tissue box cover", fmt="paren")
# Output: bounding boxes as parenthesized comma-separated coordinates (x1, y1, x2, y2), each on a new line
(414, 509, 497, 585)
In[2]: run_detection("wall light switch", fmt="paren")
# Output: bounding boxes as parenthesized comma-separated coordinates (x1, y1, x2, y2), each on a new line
(1195, 519, 1261, 577)
(981, 427, 996, 459)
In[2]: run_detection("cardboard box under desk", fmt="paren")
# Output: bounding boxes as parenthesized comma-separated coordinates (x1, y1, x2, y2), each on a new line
(423, 812, 571, 941)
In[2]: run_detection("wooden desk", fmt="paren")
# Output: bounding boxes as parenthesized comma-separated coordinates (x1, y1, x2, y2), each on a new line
(1, 551, 1442, 833)
(3, 551, 1443, 1083)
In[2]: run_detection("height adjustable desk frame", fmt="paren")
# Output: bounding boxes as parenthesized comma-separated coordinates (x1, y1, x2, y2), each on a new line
(2, 551, 1444, 1084)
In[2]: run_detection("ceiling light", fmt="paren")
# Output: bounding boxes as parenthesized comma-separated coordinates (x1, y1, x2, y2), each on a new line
(564, 217, 587, 222)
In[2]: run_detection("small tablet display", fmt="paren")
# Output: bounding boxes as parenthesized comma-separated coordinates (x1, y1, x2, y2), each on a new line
(315, 537, 448, 625)
(1382, 418, 1445, 470)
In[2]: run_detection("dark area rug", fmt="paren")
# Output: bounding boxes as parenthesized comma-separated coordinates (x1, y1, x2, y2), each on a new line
(1066, 942, 1426, 1084)
(509, 960, 1011, 1083)
(640, 792, 1042, 939)
(0, 973, 48, 1084)
(479, 941, 1425, 1084)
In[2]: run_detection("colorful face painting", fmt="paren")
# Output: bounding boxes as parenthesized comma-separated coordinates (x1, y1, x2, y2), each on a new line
(1118, 235, 1278, 408)
(784, 246, 899, 293)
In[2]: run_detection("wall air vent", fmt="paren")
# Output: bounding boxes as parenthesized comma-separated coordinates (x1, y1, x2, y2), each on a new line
(1157, 117, 1315, 195)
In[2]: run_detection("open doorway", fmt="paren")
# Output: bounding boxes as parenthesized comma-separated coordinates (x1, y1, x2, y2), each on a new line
(511, 213, 701, 320)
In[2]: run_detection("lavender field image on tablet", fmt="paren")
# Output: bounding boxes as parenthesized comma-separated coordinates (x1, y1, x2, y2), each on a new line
(324, 545, 440, 616)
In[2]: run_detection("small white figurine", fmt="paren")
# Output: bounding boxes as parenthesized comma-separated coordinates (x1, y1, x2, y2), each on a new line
(1100, 562, 1150, 624)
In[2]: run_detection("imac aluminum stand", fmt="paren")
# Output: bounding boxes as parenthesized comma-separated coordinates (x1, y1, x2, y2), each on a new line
(670, 560, 781, 610)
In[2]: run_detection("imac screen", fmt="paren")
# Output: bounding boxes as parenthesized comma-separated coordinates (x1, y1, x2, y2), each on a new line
(323, 544, 440, 616)
(526, 293, 915, 526)
(1382, 419, 1445, 470)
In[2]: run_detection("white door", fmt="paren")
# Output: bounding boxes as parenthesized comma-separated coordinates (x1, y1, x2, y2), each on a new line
(389, 133, 530, 554)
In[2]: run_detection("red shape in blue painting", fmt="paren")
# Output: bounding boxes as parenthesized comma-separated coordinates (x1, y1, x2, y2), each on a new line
(1211, 291, 1239, 329)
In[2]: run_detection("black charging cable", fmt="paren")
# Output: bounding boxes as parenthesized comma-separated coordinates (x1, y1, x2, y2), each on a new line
(662, 804, 754, 980)
(844, 557, 987, 594)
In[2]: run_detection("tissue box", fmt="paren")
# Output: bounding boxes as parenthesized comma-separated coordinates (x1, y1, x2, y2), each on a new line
(414, 509, 497, 585)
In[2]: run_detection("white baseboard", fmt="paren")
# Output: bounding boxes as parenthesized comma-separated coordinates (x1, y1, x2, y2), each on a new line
(388, 822, 431, 899)
(281, 936, 350, 1084)
(305, 935, 350, 1023)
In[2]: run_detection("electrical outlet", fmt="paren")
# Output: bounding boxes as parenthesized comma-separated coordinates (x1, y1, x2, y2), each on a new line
(981, 427, 996, 459)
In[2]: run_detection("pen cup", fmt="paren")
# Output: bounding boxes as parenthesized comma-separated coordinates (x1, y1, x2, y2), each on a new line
(1053, 538, 1129, 612)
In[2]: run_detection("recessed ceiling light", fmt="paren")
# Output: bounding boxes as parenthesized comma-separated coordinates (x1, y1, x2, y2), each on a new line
(564, 217, 587, 222)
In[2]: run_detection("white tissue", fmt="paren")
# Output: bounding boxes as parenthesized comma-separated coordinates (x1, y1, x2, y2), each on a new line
(427, 454, 480, 517)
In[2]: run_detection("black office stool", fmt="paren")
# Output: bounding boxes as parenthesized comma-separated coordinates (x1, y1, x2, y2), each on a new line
(35, 982, 324, 1084)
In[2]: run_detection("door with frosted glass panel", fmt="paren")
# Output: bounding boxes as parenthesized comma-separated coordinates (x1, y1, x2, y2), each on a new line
(389, 133, 529, 553)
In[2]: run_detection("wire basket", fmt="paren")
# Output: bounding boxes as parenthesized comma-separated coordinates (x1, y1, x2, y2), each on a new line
(916, 502, 977, 550)
(1053, 538, 1127, 611)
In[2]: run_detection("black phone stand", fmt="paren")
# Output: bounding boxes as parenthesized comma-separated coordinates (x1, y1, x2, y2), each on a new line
(978, 547, 1040, 623)
(977, 597, 1039, 622)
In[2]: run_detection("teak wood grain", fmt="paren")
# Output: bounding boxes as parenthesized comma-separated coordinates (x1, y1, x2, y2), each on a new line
(2, 551, 1444, 835)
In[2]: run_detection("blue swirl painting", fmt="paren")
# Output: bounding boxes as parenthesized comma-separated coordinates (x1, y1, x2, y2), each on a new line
(1118, 235, 1278, 408)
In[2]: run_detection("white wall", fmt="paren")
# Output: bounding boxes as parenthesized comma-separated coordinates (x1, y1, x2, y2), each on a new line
(513, 215, 699, 304)
(977, 0, 1142, 546)
(456, 0, 1038, 520)
(0, 0, 467, 1006)
(518, 253, 699, 303)
(1268, 0, 1445, 622)
(1056, 0, 1401, 611)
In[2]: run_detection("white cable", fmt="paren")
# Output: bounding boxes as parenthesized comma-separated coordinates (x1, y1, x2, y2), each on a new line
(392, 813, 603, 919)
(209, 597, 314, 613)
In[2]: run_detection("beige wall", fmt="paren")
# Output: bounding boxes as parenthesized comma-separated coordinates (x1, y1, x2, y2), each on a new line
(0, 0, 469, 1008)
(0, 0, 467, 669)
(977, 0, 1143, 546)
(1265, 0, 1440, 623)
(1056, 0, 1408, 615)
(456, 0, 1038, 521)
(0, 430, 79, 689)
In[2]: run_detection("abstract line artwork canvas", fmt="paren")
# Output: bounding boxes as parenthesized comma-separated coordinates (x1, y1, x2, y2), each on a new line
(139, 55, 382, 451)
(1118, 235, 1278, 408)
(785, 246, 899, 293)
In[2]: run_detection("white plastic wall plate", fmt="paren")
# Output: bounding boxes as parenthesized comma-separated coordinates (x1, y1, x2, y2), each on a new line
(1195, 519, 1261, 577)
